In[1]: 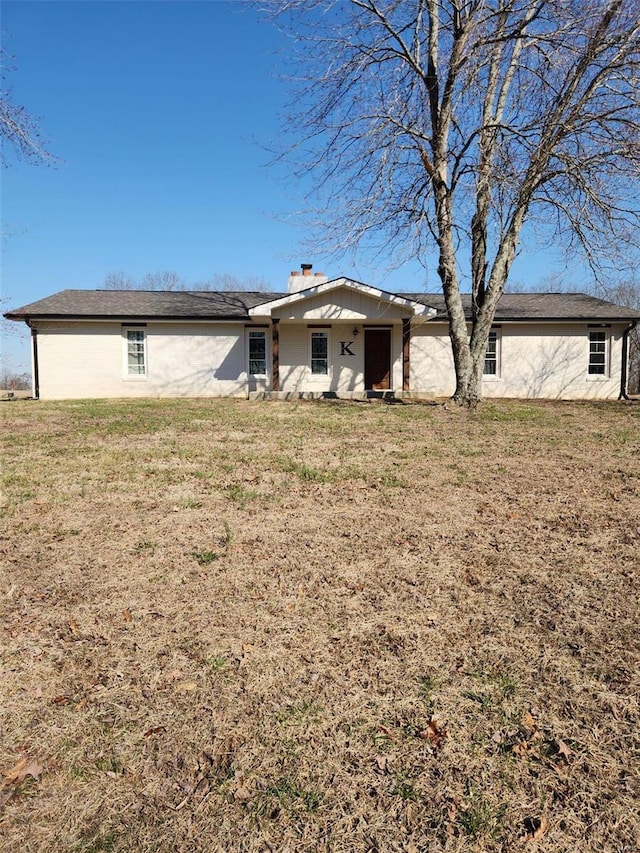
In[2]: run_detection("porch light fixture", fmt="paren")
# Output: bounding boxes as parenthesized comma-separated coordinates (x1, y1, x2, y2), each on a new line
(352, 326, 360, 336)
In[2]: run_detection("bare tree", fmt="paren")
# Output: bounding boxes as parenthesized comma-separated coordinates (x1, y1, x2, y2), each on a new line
(195, 272, 274, 291)
(102, 270, 273, 292)
(261, 0, 640, 405)
(593, 278, 640, 393)
(1, 47, 56, 167)
(103, 271, 137, 290)
(140, 270, 186, 291)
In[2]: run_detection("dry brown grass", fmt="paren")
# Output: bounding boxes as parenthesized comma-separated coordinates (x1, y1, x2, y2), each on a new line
(1, 397, 639, 852)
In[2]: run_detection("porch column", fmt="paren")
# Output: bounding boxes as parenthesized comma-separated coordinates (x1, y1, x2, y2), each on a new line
(272, 318, 280, 392)
(402, 318, 411, 392)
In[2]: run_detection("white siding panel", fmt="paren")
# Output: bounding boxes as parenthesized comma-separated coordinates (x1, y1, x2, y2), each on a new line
(33, 318, 627, 400)
(279, 287, 412, 321)
(35, 322, 247, 399)
(278, 323, 403, 392)
(410, 325, 456, 396)
(410, 322, 625, 399)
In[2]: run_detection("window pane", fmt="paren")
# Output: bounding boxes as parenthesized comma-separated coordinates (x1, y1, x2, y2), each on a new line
(589, 331, 607, 375)
(483, 332, 498, 376)
(311, 332, 328, 375)
(248, 331, 266, 374)
(311, 334, 327, 356)
(127, 330, 146, 375)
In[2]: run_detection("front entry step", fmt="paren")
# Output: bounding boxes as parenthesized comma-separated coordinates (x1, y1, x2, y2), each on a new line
(248, 390, 433, 402)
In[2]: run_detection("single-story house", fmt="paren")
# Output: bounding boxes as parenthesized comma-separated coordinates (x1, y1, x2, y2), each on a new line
(5, 266, 640, 400)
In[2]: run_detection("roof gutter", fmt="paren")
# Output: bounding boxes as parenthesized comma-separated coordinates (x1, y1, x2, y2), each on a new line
(26, 320, 40, 400)
(619, 320, 638, 401)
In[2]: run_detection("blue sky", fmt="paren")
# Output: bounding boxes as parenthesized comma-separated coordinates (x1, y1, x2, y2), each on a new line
(2, 0, 586, 372)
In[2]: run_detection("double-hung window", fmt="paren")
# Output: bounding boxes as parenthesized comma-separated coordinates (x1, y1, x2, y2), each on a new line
(483, 329, 500, 377)
(310, 331, 329, 375)
(248, 330, 267, 375)
(588, 329, 608, 376)
(125, 328, 146, 377)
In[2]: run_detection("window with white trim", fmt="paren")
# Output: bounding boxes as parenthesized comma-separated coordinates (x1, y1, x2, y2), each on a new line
(310, 331, 329, 375)
(248, 330, 267, 375)
(483, 329, 500, 377)
(588, 329, 608, 376)
(125, 329, 146, 377)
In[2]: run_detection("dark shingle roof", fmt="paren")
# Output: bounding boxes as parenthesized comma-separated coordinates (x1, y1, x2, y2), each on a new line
(408, 292, 640, 321)
(5, 287, 640, 322)
(4, 290, 281, 320)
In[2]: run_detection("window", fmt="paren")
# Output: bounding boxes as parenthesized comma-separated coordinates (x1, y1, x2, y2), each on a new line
(483, 329, 500, 377)
(125, 329, 146, 376)
(310, 331, 329, 375)
(588, 330, 608, 376)
(248, 330, 267, 375)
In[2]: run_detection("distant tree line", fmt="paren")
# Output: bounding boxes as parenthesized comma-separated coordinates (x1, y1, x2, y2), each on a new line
(599, 280, 640, 395)
(0, 367, 30, 391)
(102, 271, 274, 292)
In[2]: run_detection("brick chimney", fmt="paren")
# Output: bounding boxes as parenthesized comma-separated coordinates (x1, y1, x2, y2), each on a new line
(288, 263, 328, 294)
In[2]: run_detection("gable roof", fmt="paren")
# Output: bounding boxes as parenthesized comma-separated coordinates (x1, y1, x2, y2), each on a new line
(5, 287, 640, 323)
(248, 277, 436, 318)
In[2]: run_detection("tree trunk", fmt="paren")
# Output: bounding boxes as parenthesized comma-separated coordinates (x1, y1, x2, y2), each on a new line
(452, 355, 484, 407)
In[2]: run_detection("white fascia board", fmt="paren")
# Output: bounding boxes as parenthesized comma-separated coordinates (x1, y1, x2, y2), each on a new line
(248, 277, 437, 319)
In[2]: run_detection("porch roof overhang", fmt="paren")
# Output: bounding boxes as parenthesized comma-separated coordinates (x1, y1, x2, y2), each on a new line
(247, 277, 437, 320)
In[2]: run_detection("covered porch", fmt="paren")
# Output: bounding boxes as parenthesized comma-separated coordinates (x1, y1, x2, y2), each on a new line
(247, 277, 435, 395)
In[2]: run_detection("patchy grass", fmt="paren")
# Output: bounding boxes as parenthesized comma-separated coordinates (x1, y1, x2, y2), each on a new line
(1, 397, 639, 852)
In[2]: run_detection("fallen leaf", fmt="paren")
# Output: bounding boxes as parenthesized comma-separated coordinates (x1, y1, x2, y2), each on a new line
(2, 757, 43, 786)
(557, 739, 573, 761)
(174, 681, 198, 694)
(144, 726, 167, 738)
(68, 618, 79, 636)
(419, 717, 448, 748)
(522, 711, 537, 732)
(375, 755, 390, 773)
(122, 609, 132, 623)
(233, 784, 253, 801)
(522, 815, 548, 842)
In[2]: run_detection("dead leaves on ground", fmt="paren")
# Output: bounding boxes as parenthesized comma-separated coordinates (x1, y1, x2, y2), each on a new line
(418, 717, 448, 750)
(509, 709, 573, 773)
(1, 756, 43, 808)
(522, 815, 549, 843)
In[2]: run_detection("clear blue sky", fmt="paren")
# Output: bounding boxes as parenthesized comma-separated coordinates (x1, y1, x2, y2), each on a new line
(2, 0, 584, 373)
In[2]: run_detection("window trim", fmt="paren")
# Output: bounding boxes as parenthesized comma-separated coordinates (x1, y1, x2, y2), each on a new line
(122, 326, 147, 380)
(587, 327, 610, 379)
(247, 328, 268, 377)
(483, 328, 501, 379)
(309, 328, 330, 378)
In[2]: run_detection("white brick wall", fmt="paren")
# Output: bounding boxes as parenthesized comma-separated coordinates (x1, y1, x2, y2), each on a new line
(410, 322, 626, 399)
(32, 318, 627, 400)
(35, 321, 247, 399)
(278, 322, 404, 393)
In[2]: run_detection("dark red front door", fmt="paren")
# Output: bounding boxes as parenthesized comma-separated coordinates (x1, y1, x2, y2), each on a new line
(365, 329, 391, 390)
